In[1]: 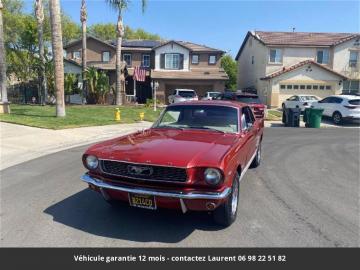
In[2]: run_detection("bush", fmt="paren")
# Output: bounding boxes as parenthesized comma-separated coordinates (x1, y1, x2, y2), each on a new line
(145, 98, 161, 107)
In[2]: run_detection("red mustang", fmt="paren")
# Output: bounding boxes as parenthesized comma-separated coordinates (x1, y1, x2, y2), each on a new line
(81, 101, 264, 226)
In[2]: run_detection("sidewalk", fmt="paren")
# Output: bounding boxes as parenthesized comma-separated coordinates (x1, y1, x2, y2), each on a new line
(0, 122, 152, 170)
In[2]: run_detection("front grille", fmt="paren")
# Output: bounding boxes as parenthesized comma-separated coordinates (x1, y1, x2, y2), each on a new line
(100, 160, 187, 182)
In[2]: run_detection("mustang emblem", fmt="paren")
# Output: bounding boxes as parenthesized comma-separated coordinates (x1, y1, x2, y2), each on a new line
(127, 165, 153, 176)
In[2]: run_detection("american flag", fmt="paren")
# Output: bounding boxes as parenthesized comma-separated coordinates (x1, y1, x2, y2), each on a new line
(133, 66, 146, 82)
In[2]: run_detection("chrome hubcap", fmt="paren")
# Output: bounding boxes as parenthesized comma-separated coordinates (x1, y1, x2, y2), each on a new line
(231, 181, 239, 216)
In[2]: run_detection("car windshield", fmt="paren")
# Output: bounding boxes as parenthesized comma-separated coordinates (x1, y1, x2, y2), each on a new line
(178, 91, 195, 98)
(300, 96, 319, 101)
(209, 92, 221, 98)
(236, 96, 261, 104)
(154, 105, 239, 133)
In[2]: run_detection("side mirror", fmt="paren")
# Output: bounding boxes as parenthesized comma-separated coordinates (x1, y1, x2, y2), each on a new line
(247, 122, 253, 130)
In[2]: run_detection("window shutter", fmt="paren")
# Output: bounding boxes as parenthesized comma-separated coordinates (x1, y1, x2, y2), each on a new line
(160, 54, 165, 69)
(179, 54, 184, 70)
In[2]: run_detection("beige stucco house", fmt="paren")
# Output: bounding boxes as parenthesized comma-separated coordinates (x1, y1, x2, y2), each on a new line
(235, 31, 360, 108)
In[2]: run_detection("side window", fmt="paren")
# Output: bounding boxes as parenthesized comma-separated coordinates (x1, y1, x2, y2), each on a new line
(333, 97, 343, 104)
(320, 97, 331, 103)
(241, 107, 255, 131)
(240, 112, 248, 131)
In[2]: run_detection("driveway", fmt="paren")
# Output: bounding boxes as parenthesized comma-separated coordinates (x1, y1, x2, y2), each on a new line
(0, 128, 359, 247)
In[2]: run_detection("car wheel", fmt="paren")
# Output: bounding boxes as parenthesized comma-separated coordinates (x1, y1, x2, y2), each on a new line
(213, 173, 240, 227)
(332, 111, 342, 125)
(250, 143, 261, 168)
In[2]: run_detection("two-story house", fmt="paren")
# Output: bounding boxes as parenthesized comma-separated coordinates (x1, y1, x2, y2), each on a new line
(235, 31, 360, 108)
(64, 36, 228, 104)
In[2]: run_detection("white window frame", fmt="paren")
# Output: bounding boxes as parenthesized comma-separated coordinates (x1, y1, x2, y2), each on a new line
(209, 55, 216, 65)
(142, 54, 150, 67)
(269, 48, 282, 64)
(191, 54, 199, 64)
(165, 53, 180, 69)
(349, 51, 358, 67)
(123, 53, 132, 67)
(102, 51, 110, 62)
(316, 49, 330, 64)
(73, 51, 81, 59)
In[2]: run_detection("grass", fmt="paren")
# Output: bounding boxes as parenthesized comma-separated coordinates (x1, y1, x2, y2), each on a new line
(265, 109, 282, 121)
(0, 104, 162, 129)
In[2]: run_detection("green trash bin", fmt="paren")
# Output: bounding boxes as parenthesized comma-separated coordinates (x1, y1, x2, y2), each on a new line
(308, 108, 324, 128)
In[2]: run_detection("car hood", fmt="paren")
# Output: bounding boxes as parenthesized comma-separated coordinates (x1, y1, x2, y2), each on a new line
(86, 128, 238, 168)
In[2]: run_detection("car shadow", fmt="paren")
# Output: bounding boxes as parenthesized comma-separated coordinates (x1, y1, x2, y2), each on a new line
(44, 188, 223, 243)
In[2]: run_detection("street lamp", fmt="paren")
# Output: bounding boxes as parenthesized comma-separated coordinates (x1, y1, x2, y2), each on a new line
(151, 80, 159, 111)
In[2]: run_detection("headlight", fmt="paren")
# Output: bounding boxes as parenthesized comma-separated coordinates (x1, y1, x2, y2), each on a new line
(204, 168, 222, 185)
(86, 155, 99, 170)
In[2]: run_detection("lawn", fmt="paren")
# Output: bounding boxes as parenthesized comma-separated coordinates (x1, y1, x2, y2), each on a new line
(0, 104, 162, 129)
(265, 109, 282, 121)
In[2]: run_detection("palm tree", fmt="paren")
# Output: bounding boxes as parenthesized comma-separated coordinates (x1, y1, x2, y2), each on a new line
(49, 0, 65, 117)
(0, 0, 8, 108)
(35, 0, 48, 105)
(106, 0, 147, 105)
(80, 0, 87, 104)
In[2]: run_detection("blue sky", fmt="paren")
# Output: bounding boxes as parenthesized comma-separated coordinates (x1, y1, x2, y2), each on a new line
(24, 0, 359, 57)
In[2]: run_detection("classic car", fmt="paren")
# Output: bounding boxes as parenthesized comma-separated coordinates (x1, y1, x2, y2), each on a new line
(81, 100, 264, 226)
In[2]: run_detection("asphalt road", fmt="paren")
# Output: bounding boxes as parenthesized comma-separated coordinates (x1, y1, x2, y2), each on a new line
(1, 128, 359, 247)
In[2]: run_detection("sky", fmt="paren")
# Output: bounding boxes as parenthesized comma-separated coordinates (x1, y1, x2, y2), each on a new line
(24, 0, 359, 57)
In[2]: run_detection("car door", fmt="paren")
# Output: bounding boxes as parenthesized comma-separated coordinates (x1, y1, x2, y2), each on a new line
(240, 107, 257, 166)
(316, 97, 332, 116)
(329, 97, 343, 116)
(285, 96, 299, 108)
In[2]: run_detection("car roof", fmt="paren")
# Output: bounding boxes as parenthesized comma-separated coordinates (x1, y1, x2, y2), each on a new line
(167, 100, 247, 109)
(330, 95, 359, 99)
(176, 89, 196, 91)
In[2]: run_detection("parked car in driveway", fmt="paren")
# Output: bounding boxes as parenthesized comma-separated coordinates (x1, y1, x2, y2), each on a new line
(81, 100, 264, 227)
(201, 91, 222, 100)
(216, 91, 266, 119)
(282, 95, 320, 112)
(311, 95, 360, 124)
(168, 89, 198, 104)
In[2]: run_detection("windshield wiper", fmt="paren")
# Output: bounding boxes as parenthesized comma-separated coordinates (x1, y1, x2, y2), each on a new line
(155, 126, 184, 130)
(186, 126, 225, 133)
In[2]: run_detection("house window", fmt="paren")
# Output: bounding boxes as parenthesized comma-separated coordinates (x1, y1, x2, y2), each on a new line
(251, 56, 254, 65)
(73, 51, 81, 59)
(280, 85, 286, 89)
(306, 85, 312, 90)
(293, 85, 299, 90)
(102, 51, 110, 62)
(269, 49, 282, 63)
(142, 54, 150, 67)
(349, 51, 358, 67)
(313, 85, 318, 90)
(123, 53, 132, 66)
(165, 53, 180, 69)
(343, 80, 360, 94)
(317, 49, 329, 64)
(192, 54, 199, 64)
(300, 85, 306, 90)
(319, 85, 325, 90)
(209, 55, 216, 65)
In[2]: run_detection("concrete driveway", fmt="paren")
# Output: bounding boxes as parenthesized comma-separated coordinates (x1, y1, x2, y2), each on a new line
(1, 128, 359, 247)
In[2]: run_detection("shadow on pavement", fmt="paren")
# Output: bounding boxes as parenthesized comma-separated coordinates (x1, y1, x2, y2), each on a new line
(44, 188, 222, 243)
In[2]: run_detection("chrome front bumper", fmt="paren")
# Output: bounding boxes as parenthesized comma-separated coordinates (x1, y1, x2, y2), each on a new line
(81, 173, 231, 200)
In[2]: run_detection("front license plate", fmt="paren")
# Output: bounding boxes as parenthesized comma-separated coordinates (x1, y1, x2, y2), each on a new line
(128, 193, 156, 210)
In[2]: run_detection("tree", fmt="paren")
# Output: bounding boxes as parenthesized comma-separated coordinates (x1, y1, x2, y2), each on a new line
(221, 54, 238, 90)
(0, 0, 8, 105)
(49, 0, 65, 116)
(84, 67, 110, 104)
(35, 0, 48, 104)
(106, 0, 147, 105)
(80, 0, 87, 104)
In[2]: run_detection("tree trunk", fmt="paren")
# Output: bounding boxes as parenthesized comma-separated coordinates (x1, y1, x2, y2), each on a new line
(49, 0, 65, 117)
(35, 0, 48, 105)
(115, 14, 125, 105)
(80, 0, 87, 104)
(0, 0, 8, 104)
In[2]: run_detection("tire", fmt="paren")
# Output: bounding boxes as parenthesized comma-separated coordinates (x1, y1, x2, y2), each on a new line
(250, 143, 261, 168)
(332, 111, 342, 125)
(213, 173, 240, 227)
